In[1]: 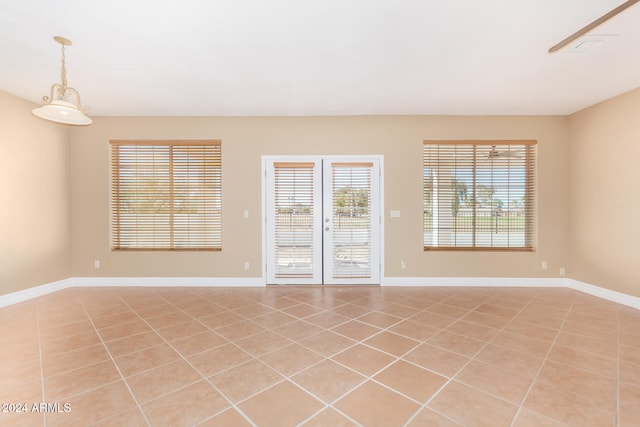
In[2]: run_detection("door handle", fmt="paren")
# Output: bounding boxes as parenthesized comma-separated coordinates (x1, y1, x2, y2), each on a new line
(325, 227, 330, 231)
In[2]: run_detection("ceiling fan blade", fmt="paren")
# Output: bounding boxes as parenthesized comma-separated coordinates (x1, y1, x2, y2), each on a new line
(501, 150, 522, 158)
(548, 0, 640, 54)
(487, 145, 522, 158)
(487, 151, 522, 160)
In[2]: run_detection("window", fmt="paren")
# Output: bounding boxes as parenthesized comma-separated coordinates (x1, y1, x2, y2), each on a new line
(110, 140, 221, 251)
(423, 140, 536, 250)
(272, 162, 316, 279)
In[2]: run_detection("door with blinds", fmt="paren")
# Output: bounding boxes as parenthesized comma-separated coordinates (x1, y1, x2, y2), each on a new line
(265, 157, 381, 285)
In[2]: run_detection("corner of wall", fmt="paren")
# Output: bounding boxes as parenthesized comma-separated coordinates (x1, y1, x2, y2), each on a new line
(0, 90, 72, 296)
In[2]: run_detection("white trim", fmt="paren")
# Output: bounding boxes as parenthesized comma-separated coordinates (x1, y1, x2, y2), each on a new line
(2, 276, 639, 311)
(382, 276, 640, 309)
(0, 277, 265, 307)
(0, 278, 72, 308)
(567, 279, 640, 310)
(381, 277, 568, 287)
(69, 277, 265, 288)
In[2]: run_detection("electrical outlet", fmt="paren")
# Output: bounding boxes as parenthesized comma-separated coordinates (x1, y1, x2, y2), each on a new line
(560, 267, 566, 276)
(94, 260, 100, 269)
(401, 259, 407, 269)
(541, 261, 548, 270)
(244, 261, 250, 271)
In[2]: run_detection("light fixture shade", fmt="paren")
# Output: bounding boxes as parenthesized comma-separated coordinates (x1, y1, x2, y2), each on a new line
(33, 36, 92, 126)
(32, 99, 92, 126)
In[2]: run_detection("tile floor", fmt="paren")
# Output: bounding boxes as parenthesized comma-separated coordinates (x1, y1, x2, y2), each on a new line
(0, 285, 639, 426)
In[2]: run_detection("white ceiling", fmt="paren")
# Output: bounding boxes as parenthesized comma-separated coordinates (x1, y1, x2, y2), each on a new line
(1, 0, 639, 117)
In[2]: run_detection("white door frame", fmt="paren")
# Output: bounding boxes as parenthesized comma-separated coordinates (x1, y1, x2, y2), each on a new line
(262, 155, 384, 285)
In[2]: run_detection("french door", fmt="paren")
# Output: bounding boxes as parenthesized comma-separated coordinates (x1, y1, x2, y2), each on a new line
(265, 156, 381, 285)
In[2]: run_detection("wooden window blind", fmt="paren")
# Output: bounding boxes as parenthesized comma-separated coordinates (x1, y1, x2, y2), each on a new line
(423, 140, 536, 251)
(272, 162, 316, 279)
(110, 140, 222, 251)
(330, 162, 373, 279)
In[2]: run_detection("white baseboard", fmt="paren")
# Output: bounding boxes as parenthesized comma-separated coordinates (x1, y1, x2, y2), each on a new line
(382, 276, 640, 309)
(381, 277, 568, 287)
(0, 277, 264, 308)
(567, 279, 640, 310)
(2, 276, 639, 311)
(69, 277, 266, 288)
(0, 278, 72, 308)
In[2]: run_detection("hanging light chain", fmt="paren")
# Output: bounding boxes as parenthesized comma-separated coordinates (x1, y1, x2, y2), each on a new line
(57, 42, 68, 99)
(43, 36, 88, 112)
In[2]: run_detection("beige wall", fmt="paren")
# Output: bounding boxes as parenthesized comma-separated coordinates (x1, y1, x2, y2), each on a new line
(70, 115, 569, 280)
(568, 88, 640, 297)
(0, 91, 71, 295)
(6, 84, 639, 295)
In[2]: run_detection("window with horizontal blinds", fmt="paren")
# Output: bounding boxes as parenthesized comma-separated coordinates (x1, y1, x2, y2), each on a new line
(110, 140, 222, 251)
(272, 162, 316, 279)
(423, 140, 536, 250)
(330, 162, 373, 279)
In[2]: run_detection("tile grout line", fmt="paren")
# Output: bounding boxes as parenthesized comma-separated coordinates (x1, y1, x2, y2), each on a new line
(318, 298, 442, 426)
(405, 291, 534, 418)
(130, 289, 533, 424)
(160, 292, 336, 384)
(507, 294, 578, 427)
(296, 403, 364, 427)
(78, 289, 620, 424)
(192, 292, 372, 426)
(218, 295, 373, 427)
(221, 292, 372, 425)
(400, 290, 504, 426)
(403, 289, 561, 426)
(286, 290, 525, 425)
(35, 300, 47, 427)
(293, 304, 456, 424)
(5, 286, 636, 426)
(25, 290, 250, 425)
(76, 294, 154, 427)
(190, 291, 417, 425)
(235, 302, 383, 417)
(140, 291, 261, 427)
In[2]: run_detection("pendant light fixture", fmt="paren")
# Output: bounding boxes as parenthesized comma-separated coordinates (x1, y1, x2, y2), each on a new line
(32, 36, 92, 126)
